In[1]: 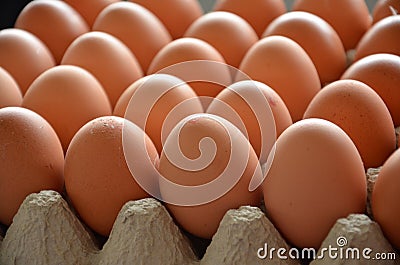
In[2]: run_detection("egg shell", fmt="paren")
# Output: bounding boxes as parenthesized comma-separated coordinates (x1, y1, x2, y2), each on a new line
(0, 67, 22, 108)
(64, 116, 159, 236)
(292, 0, 372, 51)
(129, 0, 203, 39)
(354, 15, 400, 61)
(207, 80, 292, 164)
(63, 0, 119, 28)
(263, 11, 346, 85)
(93, 2, 172, 72)
(61, 31, 143, 108)
(184, 11, 258, 68)
(372, 148, 400, 249)
(372, 0, 400, 24)
(213, 0, 286, 37)
(263, 118, 367, 248)
(304, 79, 396, 169)
(238, 35, 321, 122)
(147, 38, 232, 103)
(121, 74, 203, 154)
(15, 0, 89, 63)
(0, 107, 64, 226)
(159, 113, 262, 239)
(0, 29, 55, 94)
(22, 65, 112, 152)
(341, 53, 400, 127)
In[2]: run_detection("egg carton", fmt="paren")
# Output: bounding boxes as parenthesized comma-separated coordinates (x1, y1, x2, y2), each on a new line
(0, 166, 399, 265)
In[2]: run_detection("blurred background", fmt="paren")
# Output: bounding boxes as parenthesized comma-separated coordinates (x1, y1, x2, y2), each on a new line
(0, 0, 379, 30)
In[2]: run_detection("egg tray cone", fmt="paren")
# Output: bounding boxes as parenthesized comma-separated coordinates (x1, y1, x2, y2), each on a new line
(0, 170, 399, 265)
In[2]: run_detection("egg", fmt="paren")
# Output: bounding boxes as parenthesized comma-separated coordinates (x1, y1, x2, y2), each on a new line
(292, 0, 371, 51)
(263, 118, 367, 248)
(22, 65, 112, 152)
(159, 113, 262, 239)
(354, 15, 400, 61)
(15, 0, 89, 63)
(238, 36, 321, 122)
(207, 80, 292, 164)
(65, 116, 159, 236)
(93, 2, 172, 72)
(372, 0, 400, 24)
(0, 67, 22, 108)
(120, 74, 203, 154)
(213, 0, 286, 37)
(61, 31, 143, 108)
(372, 148, 400, 249)
(0, 28, 55, 94)
(128, 0, 203, 39)
(304, 80, 396, 169)
(0, 107, 64, 226)
(341, 53, 400, 127)
(63, 0, 119, 28)
(262, 11, 346, 85)
(147, 37, 232, 105)
(184, 11, 258, 68)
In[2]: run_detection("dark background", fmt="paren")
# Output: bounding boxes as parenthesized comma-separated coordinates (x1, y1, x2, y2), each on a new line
(0, 0, 32, 29)
(0, 0, 378, 30)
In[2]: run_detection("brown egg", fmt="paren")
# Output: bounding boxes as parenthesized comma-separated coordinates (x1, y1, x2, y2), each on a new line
(159, 113, 262, 239)
(263, 118, 367, 248)
(63, 0, 119, 28)
(0, 67, 22, 108)
(292, 0, 371, 51)
(22, 65, 112, 152)
(129, 0, 203, 39)
(372, 148, 400, 249)
(15, 0, 89, 63)
(0, 107, 64, 226)
(93, 2, 172, 72)
(304, 80, 396, 169)
(0, 29, 55, 94)
(213, 0, 286, 37)
(65, 116, 159, 236)
(238, 36, 321, 122)
(354, 15, 400, 61)
(263, 11, 346, 85)
(207, 80, 292, 164)
(184, 11, 258, 68)
(121, 74, 203, 154)
(147, 38, 232, 103)
(341, 53, 400, 127)
(61, 31, 143, 108)
(372, 0, 400, 24)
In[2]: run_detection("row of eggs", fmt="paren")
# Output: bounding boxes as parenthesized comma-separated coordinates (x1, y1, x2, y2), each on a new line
(0, 0, 399, 252)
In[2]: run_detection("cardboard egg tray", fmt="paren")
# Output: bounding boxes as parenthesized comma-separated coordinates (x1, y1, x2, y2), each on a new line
(0, 129, 399, 265)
